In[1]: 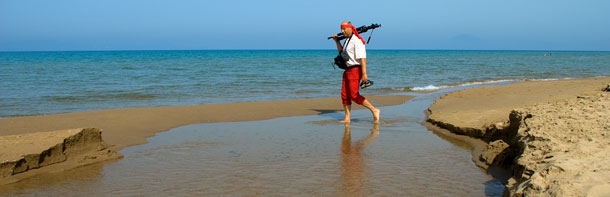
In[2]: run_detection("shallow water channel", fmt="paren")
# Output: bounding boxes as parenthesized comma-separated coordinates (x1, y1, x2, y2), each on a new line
(1, 86, 507, 196)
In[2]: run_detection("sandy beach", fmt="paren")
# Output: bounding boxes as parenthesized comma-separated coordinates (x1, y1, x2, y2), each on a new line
(3, 76, 610, 194)
(426, 76, 610, 196)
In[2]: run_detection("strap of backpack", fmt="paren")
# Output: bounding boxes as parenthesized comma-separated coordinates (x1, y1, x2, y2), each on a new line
(340, 35, 352, 55)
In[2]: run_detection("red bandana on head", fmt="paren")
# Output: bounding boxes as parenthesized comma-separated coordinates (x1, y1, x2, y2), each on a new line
(341, 24, 366, 45)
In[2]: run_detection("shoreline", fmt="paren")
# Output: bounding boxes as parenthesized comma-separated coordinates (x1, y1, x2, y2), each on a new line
(0, 95, 413, 152)
(3, 77, 604, 119)
(425, 76, 610, 196)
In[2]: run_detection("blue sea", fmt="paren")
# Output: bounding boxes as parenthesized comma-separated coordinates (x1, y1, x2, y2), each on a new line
(1, 50, 609, 117)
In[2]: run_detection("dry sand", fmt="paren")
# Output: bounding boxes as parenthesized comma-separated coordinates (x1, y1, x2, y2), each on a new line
(426, 77, 610, 196)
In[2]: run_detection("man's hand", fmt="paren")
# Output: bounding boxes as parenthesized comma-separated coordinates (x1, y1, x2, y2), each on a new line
(361, 74, 368, 82)
(332, 34, 342, 52)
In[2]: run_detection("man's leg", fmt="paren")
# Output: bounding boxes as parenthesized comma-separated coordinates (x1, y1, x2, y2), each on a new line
(347, 67, 380, 123)
(361, 99, 380, 123)
(341, 70, 353, 123)
(340, 105, 352, 123)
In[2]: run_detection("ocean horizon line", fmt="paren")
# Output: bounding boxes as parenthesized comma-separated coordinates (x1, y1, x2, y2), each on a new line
(2, 49, 609, 53)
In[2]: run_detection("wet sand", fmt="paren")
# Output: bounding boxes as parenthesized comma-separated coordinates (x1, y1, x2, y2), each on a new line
(0, 95, 412, 151)
(0, 91, 504, 196)
(426, 76, 610, 196)
(0, 95, 411, 185)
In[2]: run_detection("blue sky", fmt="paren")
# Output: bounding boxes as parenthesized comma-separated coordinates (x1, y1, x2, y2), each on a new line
(1, 0, 609, 51)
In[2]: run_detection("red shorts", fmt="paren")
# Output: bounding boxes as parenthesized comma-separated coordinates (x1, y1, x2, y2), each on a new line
(341, 66, 366, 106)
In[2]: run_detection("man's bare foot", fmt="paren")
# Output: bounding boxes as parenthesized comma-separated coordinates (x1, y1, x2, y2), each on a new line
(372, 108, 380, 123)
(339, 119, 351, 123)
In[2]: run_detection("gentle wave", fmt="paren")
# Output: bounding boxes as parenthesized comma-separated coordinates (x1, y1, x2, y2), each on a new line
(443, 79, 518, 88)
(382, 79, 527, 92)
(47, 96, 86, 102)
(295, 90, 322, 95)
(384, 79, 520, 92)
(406, 77, 585, 92)
(411, 85, 449, 91)
(111, 93, 157, 100)
(45, 93, 157, 102)
(526, 77, 573, 81)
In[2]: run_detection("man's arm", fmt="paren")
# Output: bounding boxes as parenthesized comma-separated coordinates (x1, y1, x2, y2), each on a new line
(361, 58, 368, 82)
(331, 34, 342, 52)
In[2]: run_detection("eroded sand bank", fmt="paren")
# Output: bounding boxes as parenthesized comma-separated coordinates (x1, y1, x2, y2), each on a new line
(426, 77, 610, 196)
(0, 128, 121, 185)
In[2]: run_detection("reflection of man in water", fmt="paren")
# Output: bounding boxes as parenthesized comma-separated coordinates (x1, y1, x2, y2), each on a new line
(340, 123, 379, 195)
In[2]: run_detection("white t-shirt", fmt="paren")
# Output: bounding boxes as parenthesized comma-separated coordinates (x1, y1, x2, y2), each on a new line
(340, 34, 366, 67)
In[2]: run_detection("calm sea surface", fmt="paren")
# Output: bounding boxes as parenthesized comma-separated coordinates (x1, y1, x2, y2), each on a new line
(1, 50, 609, 117)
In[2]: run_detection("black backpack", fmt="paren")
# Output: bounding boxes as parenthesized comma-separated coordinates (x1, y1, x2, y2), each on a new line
(333, 36, 352, 70)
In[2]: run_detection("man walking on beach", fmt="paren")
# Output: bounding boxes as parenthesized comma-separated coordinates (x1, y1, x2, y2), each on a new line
(331, 21, 380, 123)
